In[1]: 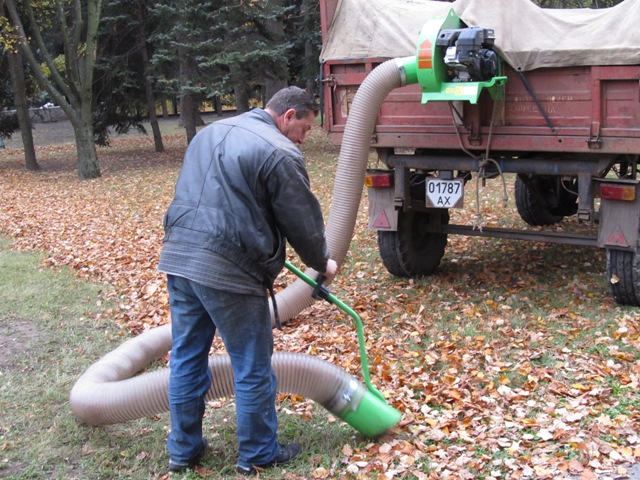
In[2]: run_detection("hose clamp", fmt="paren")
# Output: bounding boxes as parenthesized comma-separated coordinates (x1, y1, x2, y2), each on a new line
(394, 58, 408, 87)
(324, 378, 363, 415)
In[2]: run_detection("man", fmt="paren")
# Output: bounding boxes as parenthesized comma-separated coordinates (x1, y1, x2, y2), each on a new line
(158, 86, 338, 476)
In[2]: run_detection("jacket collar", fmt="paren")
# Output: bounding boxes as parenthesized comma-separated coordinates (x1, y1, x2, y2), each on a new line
(252, 108, 277, 128)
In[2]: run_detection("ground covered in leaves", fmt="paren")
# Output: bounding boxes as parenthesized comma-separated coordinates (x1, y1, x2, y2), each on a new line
(0, 124, 639, 479)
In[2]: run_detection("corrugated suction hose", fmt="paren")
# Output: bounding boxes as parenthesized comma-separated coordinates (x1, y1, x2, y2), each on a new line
(71, 59, 406, 434)
(271, 59, 404, 323)
(70, 324, 383, 434)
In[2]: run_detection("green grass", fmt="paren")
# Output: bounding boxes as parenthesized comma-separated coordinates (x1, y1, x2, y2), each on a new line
(0, 237, 365, 479)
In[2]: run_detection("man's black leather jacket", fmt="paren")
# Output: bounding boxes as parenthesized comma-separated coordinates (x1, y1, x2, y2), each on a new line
(162, 108, 329, 286)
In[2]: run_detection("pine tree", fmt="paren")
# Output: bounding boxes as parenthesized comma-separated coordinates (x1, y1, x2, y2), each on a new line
(95, 0, 164, 151)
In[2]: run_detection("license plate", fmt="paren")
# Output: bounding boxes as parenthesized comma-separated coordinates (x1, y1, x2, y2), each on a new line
(425, 178, 464, 208)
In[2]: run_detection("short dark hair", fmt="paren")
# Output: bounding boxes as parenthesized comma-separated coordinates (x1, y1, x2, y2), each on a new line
(265, 86, 319, 119)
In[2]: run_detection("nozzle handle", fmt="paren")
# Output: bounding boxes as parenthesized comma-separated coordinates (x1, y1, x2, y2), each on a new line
(312, 274, 332, 303)
(283, 261, 385, 403)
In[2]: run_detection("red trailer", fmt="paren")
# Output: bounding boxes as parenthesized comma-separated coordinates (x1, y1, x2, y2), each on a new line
(319, 0, 640, 305)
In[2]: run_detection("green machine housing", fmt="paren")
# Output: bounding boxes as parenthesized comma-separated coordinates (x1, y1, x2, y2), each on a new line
(401, 8, 507, 103)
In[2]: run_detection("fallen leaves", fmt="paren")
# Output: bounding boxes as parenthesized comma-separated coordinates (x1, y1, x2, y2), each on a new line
(1, 130, 639, 478)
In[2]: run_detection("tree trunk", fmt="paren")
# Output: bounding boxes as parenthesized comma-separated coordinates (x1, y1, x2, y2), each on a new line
(264, 70, 288, 104)
(180, 89, 197, 144)
(304, 39, 316, 94)
(146, 88, 164, 153)
(263, 0, 289, 103)
(302, 0, 318, 95)
(234, 84, 250, 113)
(73, 121, 101, 179)
(177, 45, 197, 143)
(231, 64, 250, 113)
(6, 44, 39, 171)
(160, 96, 169, 118)
(213, 95, 223, 117)
(136, 9, 163, 152)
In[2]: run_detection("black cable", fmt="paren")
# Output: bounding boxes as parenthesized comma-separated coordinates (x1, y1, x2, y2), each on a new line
(518, 70, 557, 133)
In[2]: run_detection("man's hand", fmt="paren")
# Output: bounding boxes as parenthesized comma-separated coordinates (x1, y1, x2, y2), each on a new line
(323, 258, 338, 283)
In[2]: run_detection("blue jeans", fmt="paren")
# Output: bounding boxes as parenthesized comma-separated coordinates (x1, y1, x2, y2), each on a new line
(166, 275, 279, 468)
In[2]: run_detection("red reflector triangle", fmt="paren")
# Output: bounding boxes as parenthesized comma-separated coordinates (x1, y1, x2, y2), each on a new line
(607, 226, 629, 247)
(373, 210, 391, 229)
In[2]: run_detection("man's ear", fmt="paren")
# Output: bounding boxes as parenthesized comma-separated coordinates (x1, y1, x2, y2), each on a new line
(284, 108, 297, 121)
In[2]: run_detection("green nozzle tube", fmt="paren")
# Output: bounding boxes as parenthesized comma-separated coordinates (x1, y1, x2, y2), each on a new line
(397, 55, 419, 86)
(283, 261, 402, 437)
(340, 384, 402, 438)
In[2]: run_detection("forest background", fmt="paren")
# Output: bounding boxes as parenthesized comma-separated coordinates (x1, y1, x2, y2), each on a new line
(1, 1, 638, 479)
(0, 0, 627, 179)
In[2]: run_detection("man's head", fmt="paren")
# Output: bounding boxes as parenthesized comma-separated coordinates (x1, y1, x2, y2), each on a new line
(265, 87, 319, 145)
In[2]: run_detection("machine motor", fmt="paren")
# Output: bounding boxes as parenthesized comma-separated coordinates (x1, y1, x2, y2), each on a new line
(437, 27, 498, 82)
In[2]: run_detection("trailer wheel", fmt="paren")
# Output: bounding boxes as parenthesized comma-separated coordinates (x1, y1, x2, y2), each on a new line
(515, 174, 566, 226)
(606, 248, 640, 306)
(377, 210, 449, 277)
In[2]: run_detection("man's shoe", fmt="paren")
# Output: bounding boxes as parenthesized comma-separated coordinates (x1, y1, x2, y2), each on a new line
(236, 443, 302, 476)
(168, 438, 209, 473)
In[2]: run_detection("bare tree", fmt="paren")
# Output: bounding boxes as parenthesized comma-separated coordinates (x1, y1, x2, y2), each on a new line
(7, 45, 38, 170)
(5, 0, 104, 179)
(135, 4, 163, 153)
(1, 1, 38, 170)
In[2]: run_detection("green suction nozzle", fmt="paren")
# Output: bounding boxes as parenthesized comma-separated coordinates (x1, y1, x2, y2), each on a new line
(339, 383, 402, 438)
(284, 261, 403, 437)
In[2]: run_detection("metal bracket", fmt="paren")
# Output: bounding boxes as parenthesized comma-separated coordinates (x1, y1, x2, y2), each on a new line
(577, 173, 593, 222)
(588, 121, 602, 149)
(321, 74, 337, 88)
(468, 131, 481, 146)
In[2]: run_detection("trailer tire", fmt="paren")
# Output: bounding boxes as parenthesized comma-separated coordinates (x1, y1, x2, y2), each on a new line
(377, 210, 449, 277)
(515, 175, 565, 226)
(606, 248, 640, 306)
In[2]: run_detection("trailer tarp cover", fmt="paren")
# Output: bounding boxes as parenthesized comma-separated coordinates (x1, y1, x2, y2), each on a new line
(320, 0, 640, 71)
